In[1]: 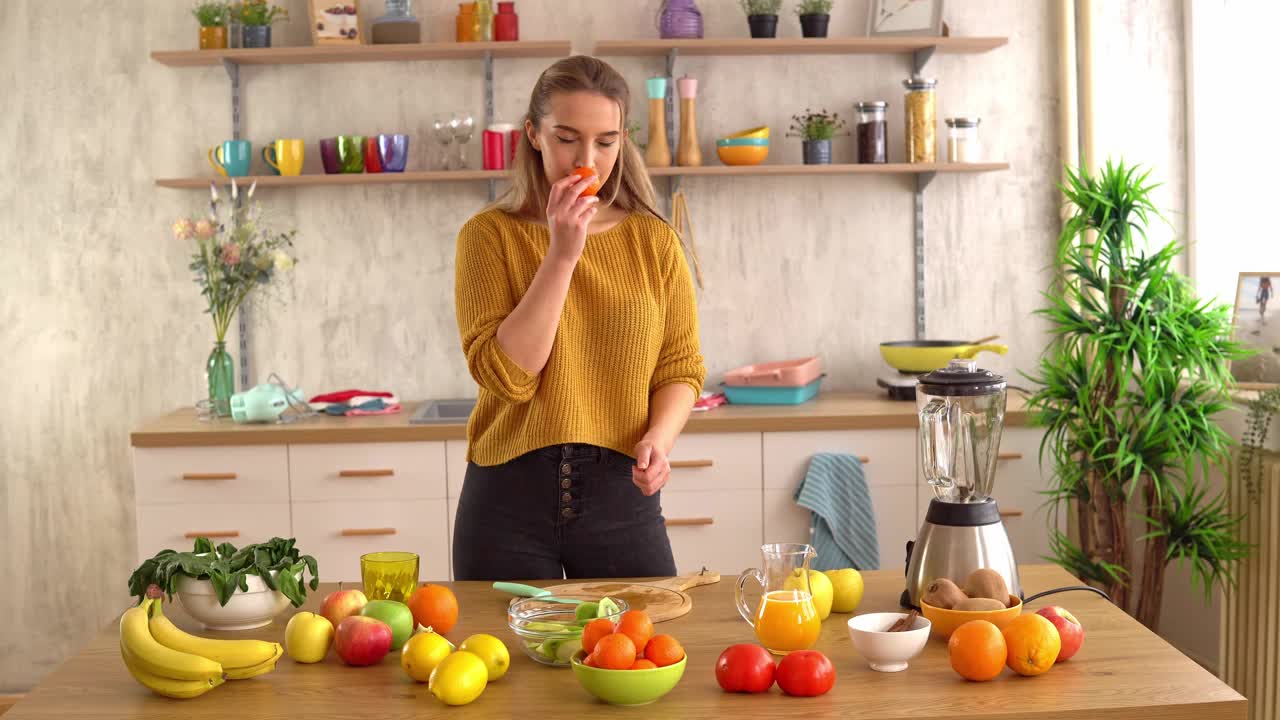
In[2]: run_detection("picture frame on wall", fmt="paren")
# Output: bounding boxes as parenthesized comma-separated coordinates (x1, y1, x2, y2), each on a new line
(1230, 271, 1280, 388)
(867, 0, 945, 37)
(308, 1, 363, 45)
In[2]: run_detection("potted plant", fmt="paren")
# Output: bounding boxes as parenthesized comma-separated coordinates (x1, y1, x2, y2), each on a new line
(192, 1, 231, 49)
(787, 108, 846, 164)
(171, 179, 298, 416)
(796, 0, 833, 38)
(235, 0, 288, 48)
(740, 0, 782, 38)
(128, 537, 319, 631)
(1027, 160, 1252, 631)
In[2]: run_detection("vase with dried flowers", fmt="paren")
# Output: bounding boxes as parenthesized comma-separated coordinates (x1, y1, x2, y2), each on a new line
(172, 180, 298, 416)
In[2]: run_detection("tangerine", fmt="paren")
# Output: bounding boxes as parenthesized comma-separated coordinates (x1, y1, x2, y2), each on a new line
(406, 584, 458, 634)
(593, 633, 637, 670)
(617, 610, 654, 653)
(1002, 614, 1061, 677)
(643, 634, 685, 667)
(948, 620, 1007, 682)
(629, 658, 658, 670)
(582, 618, 616, 654)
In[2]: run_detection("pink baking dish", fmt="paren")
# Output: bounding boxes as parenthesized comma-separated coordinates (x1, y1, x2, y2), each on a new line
(723, 357, 822, 387)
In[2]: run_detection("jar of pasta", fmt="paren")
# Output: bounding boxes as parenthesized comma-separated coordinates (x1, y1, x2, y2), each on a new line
(903, 76, 937, 164)
(946, 117, 981, 163)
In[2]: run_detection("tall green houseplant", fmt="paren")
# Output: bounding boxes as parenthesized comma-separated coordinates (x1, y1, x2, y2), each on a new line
(1027, 161, 1250, 631)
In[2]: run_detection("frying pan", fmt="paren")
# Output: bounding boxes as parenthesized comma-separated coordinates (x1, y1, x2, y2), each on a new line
(880, 335, 1008, 373)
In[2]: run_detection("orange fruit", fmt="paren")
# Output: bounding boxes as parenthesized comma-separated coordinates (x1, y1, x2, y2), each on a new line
(629, 659, 658, 670)
(643, 634, 684, 667)
(948, 620, 1007, 682)
(406, 584, 458, 634)
(582, 618, 617, 655)
(569, 166, 602, 197)
(593, 633, 637, 670)
(582, 652, 597, 667)
(1002, 614, 1061, 677)
(616, 611, 654, 653)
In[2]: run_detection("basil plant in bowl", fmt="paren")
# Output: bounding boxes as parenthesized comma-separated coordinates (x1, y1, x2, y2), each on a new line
(128, 537, 319, 631)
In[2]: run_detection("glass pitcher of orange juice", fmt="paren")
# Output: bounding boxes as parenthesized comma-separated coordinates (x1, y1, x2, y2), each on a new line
(735, 543, 821, 655)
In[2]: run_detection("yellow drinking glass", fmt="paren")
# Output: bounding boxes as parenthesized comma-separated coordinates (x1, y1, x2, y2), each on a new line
(360, 551, 419, 602)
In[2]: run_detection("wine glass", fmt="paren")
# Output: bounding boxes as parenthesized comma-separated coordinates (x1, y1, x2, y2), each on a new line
(451, 114, 475, 170)
(432, 114, 455, 170)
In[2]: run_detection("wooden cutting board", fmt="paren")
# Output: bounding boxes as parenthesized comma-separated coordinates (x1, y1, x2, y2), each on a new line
(537, 570, 721, 623)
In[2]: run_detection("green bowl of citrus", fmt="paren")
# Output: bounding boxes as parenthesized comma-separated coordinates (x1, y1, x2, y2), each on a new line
(570, 650, 686, 706)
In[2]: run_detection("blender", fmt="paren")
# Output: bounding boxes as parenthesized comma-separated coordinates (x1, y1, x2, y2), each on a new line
(901, 359, 1020, 608)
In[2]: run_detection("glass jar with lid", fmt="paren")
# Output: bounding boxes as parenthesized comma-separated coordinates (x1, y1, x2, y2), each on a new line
(945, 117, 981, 163)
(855, 101, 888, 164)
(903, 76, 937, 164)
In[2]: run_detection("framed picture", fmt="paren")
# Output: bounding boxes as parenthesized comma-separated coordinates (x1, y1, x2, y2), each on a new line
(308, 1, 363, 45)
(867, 0, 945, 37)
(1230, 271, 1280, 388)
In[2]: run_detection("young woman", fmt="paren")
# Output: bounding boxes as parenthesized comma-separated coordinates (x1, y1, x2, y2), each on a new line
(451, 56, 705, 581)
(1258, 276, 1273, 323)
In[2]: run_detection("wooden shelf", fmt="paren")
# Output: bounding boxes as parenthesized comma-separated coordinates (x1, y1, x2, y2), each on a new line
(593, 36, 1007, 57)
(150, 40, 572, 67)
(155, 163, 1008, 189)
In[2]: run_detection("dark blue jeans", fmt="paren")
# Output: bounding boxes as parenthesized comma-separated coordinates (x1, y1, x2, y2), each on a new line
(452, 443, 677, 581)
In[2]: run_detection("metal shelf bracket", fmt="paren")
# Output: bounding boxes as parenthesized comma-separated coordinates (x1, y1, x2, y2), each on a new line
(912, 45, 937, 76)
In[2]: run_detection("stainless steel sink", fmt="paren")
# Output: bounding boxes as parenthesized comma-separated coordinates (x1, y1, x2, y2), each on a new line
(409, 398, 477, 424)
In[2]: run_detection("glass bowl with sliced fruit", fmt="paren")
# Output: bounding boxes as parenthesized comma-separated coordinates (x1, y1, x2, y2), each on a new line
(507, 595, 627, 667)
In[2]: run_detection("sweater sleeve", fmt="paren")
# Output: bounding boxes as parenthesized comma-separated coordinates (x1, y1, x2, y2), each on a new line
(454, 216, 540, 404)
(650, 233, 707, 397)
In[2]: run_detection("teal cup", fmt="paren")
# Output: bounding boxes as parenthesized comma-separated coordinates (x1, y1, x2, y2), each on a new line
(207, 139, 252, 177)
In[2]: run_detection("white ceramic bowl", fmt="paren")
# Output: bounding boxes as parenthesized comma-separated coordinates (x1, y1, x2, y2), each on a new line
(176, 571, 292, 631)
(847, 612, 932, 672)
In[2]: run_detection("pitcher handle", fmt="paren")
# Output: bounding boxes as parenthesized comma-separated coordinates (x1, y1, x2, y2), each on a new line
(919, 398, 953, 490)
(735, 568, 765, 627)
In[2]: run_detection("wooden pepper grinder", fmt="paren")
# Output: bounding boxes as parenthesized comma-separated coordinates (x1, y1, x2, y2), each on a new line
(676, 75, 702, 166)
(645, 77, 671, 167)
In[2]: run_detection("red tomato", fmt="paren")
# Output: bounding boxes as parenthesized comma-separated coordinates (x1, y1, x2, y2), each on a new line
(714, 644, 776, 693)
(775, 650, 835, 697)
(569, 166, 602, 197)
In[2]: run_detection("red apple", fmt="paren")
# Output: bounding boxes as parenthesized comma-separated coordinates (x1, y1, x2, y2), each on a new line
(320, 588, 368, 629)
(1036, 606, 1084, 662)
(334, 616, 392, 666)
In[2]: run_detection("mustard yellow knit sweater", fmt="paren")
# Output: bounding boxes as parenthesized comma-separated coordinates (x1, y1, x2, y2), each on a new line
(454, 209, 706, 466)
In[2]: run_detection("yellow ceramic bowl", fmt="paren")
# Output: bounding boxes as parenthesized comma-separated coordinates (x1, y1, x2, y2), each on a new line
(716, 144, 769, 166)
(919, 595, 1023, 641)
(727, 125, 770, 140)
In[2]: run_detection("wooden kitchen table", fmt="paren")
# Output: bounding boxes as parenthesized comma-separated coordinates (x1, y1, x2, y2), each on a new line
(6, 565, 1244, 719)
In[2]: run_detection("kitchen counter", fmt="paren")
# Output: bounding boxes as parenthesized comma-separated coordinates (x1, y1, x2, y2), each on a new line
(130, 391, 1032, 447)
(4, 564, 1242, 719)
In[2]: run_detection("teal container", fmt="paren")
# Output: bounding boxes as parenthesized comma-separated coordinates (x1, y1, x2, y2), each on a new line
(722, 376, 823, 405)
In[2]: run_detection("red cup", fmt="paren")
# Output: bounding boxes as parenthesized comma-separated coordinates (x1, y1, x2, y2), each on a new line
(364, 137, 383, 172)
(482, 130, 505, 170)
(508, 129, 520, 165)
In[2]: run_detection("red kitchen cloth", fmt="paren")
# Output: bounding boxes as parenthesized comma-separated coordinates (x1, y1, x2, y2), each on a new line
(693, 391, 727, 412)
(346, 402, 402, 416)
(309, 389, 395, 404)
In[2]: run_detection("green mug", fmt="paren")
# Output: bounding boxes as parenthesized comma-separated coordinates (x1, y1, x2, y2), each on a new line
(337, 135, 365, 173)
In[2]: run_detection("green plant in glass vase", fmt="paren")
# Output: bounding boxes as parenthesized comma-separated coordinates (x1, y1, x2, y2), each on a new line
(172, 180, 298, 417)
(1026, 160, 1251, 631)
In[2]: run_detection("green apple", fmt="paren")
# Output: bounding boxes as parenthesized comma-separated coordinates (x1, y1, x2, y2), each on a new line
(783, 569, 834, 620)
(285, 611, 334, 663)
(824, 568, 865, 613)
(360, 600, 414, 651)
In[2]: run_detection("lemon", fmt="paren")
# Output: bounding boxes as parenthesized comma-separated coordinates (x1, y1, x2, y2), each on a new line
(401, 626, 455, 683)
(429, 651, 489, 706)
(824, 568, 865, 613)
(783, 569, 833, 620)
(458, 633, 510, 682)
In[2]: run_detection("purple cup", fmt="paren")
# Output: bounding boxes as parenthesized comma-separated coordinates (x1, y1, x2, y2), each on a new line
(378, 134, 409, 173)
(319, 137, 340, 174)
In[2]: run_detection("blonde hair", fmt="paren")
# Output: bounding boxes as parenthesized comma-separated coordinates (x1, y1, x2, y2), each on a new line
(491, 55, 665, 222)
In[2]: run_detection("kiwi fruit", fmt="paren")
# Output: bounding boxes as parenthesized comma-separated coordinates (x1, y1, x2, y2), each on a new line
(952, 597, 1008, 612)
(963, 568, 1010, 604)
(921, 577, 967, 609)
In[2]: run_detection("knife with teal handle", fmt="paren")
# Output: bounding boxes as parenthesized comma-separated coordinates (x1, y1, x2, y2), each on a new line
(492, 582, 582, 604)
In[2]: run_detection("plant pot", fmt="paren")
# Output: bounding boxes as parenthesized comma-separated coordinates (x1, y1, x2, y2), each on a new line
(199, 25, 228, 50)
(175, 571, 292, 631)
(799, 13, 830, 38)
(747, 14, 778, 38)
(803, 139, 832, 165)
(242, 25, 271, 48)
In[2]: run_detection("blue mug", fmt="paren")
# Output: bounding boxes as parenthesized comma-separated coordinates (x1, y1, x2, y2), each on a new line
(378, 134, 409, 173)
(207, 140, 252, 177)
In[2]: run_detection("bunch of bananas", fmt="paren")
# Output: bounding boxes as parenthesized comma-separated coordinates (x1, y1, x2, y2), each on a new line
(119, 598, 284, 699)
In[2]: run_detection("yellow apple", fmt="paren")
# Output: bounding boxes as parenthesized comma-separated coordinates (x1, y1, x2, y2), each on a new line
(824, 568, 865, 613)
(783, 569, 833, 620)
(285, 611, 334, 663)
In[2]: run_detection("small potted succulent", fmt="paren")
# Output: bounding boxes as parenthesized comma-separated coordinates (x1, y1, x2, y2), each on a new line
(236, 0, 288, 48)
(192, 1, 231, 49)
(788, 108, 847, 164)
(796, 0, 833, 38)
(741, 0, 782, 38)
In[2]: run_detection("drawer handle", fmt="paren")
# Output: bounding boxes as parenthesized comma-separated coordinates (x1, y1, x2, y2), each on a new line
(184, 530, 240, 539)
(670, 459, 713, 469)
(338, 469, 396, 478)
(665, 517, 714, 527)
(181, 472, 237, 481)
(997, 452, 1024, 461)
(341, 527, 398, 537)
(999, 508, 1024, 518)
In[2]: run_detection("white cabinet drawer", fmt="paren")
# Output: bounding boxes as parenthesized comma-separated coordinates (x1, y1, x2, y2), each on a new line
(291, 499, 450, 583)
(289, 442, 447, 502)
(763, 430, 916, 489)
(133, 446, 289, 505)
(135, 502, 291, 562)
(446, 440, 468, 499)
(667, 432, 763, 492)
(763, 485, 915, 571)
(661, 489, 761, 576)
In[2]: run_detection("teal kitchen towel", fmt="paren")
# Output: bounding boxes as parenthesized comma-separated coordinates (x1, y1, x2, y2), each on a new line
(794, 452, 880, 571)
